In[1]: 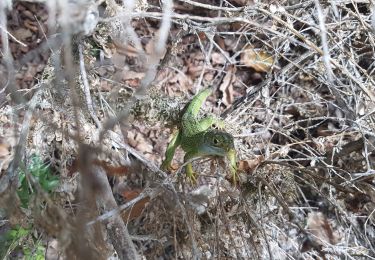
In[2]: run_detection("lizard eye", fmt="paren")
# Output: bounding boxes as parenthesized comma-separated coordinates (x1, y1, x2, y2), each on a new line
(213, 138, 219, 145)
(212, 123, 217, 129)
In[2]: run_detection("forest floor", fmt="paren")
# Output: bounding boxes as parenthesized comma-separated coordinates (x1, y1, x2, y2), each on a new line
(1, 0, 375, 259)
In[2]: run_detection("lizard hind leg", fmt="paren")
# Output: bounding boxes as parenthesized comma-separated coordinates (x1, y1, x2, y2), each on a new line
(161, 129, 181, 172)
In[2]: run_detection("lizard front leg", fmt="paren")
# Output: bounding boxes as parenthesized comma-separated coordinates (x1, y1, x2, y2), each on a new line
(227, 149, 238, 184)
(183, 152, 199, 183)
(161, 129, 181, 172)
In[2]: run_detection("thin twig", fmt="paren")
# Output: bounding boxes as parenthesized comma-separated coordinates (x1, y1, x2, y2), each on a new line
(178, 0, 244, 12)
(0, 88, 43, 193)
(0, 25, 27, 47)
(87, 189, 152, 226)
(78, 44, 101, 128)
(91, 166, 140, 259)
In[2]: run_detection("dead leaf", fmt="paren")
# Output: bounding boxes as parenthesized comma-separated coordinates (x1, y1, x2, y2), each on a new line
(203, 72, 214, 82)
(121, 188, 150, 222)
(99, 80, 111, 92)
(145, 35, 167, 57)
(216, 36, 226, 50)
(197, 32, 207, 41)
(45, 239, 60, 260)
(128, 132, 153, 154)
(187, 64, 204, 78)
(11, 28, 32, 42)
(0, 143, 9, 158)
(306, 212, 338, 246)
(344, 192, 371, 213)
(135, 140, 153, 155)
(211, 52, 226, 65)
(123, 71, 145, 80)
(0, 142, 12, 172)
(230, 0, 254, 6)
(241, 46, 274, 72)
(114, 39, 142, 58)
(219, 66, 236, 107)
(24, 19, 38, 32)
(238, 155, 264, 173)
(122, 188, 143, 201)
(169, 70, 193, 90)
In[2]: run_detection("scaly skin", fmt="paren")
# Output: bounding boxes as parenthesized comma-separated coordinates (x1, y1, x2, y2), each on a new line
(161, 89, 237, 182)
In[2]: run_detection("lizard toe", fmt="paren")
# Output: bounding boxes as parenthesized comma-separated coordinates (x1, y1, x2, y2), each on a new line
(187, 171, 198, 184)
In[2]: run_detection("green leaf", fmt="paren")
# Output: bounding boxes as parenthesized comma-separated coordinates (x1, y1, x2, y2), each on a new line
(17, 154, 60, 209)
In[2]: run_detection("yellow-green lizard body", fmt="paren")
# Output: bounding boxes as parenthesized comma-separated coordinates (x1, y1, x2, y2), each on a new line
(161, 89, 237, 182)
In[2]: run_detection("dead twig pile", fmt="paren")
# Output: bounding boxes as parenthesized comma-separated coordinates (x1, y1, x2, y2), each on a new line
(1, 0, 375, 259)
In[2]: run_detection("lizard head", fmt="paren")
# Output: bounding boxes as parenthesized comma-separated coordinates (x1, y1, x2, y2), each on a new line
(202, 130, 235, 156)
(200, 129, 237, 175)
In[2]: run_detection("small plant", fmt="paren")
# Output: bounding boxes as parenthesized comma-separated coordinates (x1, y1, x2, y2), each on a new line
(0, 225, 45, 260)
(17, 155, 59, 208)
(0, 156, 59, 259)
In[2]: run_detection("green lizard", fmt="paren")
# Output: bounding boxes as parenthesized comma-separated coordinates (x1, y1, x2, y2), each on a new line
(161, 88, 237, 182)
